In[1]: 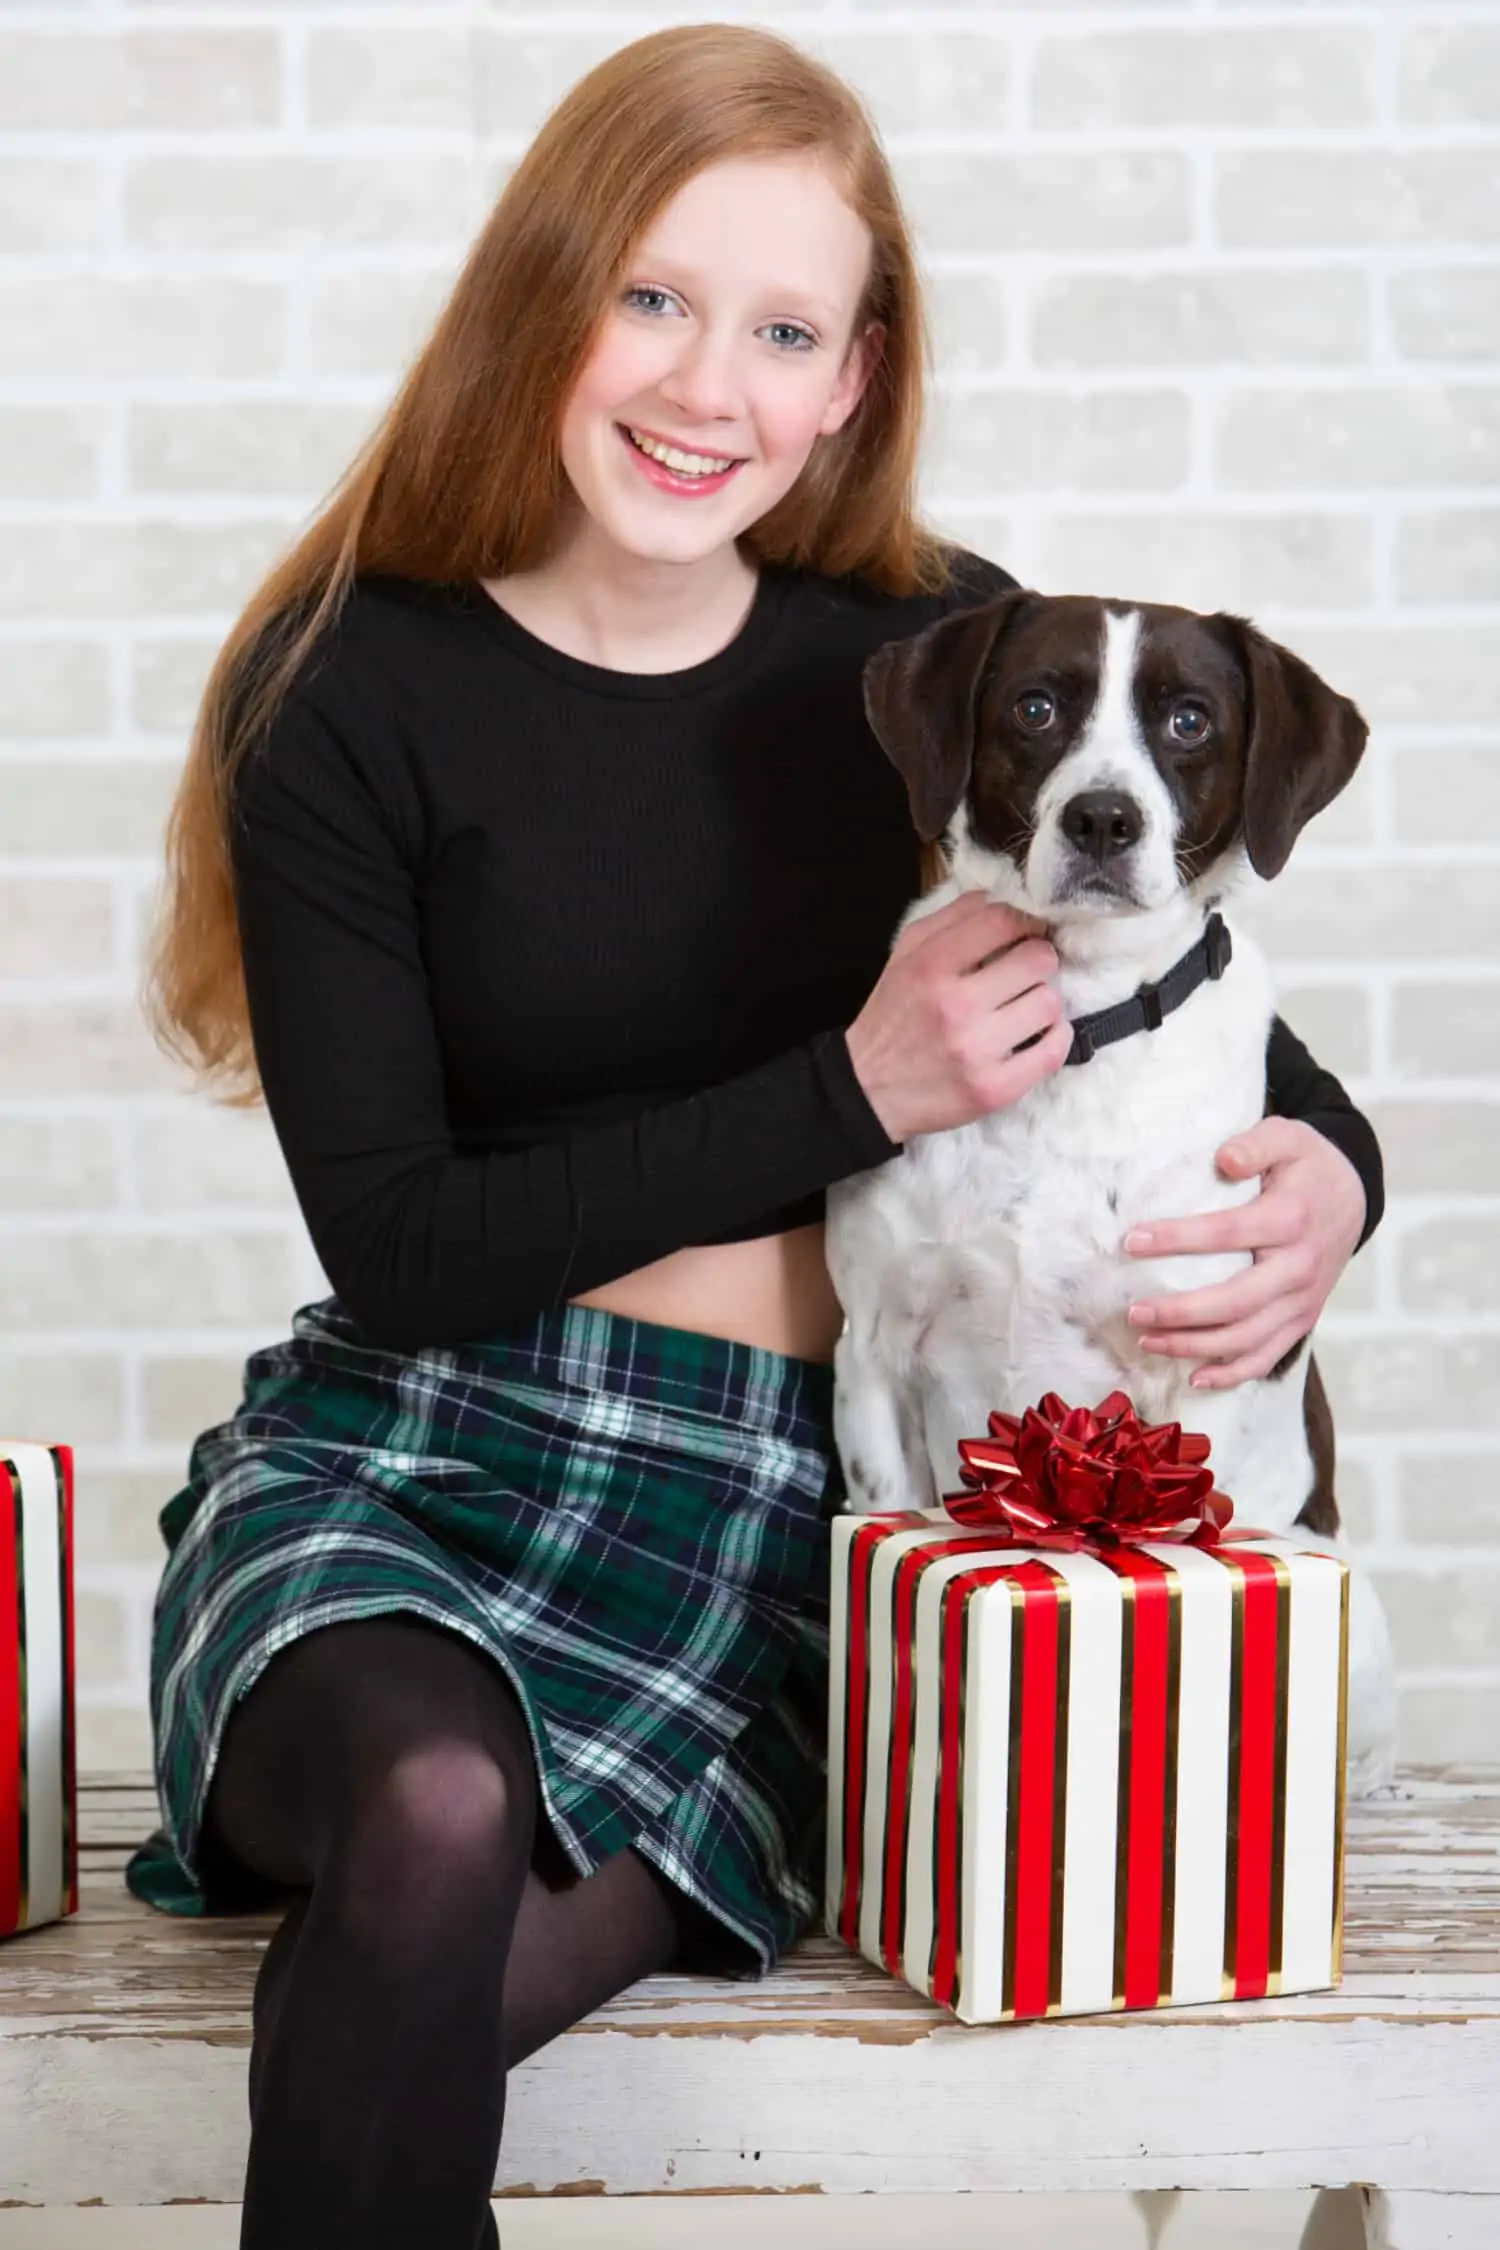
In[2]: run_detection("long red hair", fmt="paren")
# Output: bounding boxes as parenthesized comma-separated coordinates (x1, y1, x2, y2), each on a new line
(149, 21, 962, 1101)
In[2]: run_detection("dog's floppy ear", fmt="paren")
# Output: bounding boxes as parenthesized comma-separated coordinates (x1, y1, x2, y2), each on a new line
(862, 589, 1035, 843)
(1211, 615, 1368, 881)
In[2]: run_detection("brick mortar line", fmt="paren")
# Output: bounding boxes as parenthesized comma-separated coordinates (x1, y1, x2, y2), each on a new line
(7, 1309, 1500, 1338)
(0, 625, 1496, 654)
(6, 375, 1495, 399)
(1, 1210, 1494, 1245)
(44, 5, 1500, 24)
(1395, 1673, 1500, 1688)
(6, 479, 1499, 505)
(32, 1174, 1500, 1221)
(4, 250, 1498, 285)
(54, 1427, 1500, 1455)
(9, 131, 1500, 158)
(9, 1332, 313, 1350)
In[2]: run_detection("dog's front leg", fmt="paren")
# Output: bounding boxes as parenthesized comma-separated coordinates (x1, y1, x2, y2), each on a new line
(833, 1324, 937, 1515)
(826, 1169, 940, 1515)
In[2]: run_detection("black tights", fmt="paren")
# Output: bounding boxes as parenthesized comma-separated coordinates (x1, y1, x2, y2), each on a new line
(201, 1613, 712, 2249)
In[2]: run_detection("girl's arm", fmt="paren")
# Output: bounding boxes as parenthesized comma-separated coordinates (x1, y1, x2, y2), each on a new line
(231, 691, 902, 1353)
(1265, 1013, 1383, 1251)
(1121, 1022, 1382, 1389)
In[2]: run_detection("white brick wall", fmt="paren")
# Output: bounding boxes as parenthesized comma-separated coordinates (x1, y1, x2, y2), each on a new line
(1, 2, 1496, 1774)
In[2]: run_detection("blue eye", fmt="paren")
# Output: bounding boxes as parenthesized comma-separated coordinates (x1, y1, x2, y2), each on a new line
(624, 286, 678, 316)
(622, 288, 815, 352)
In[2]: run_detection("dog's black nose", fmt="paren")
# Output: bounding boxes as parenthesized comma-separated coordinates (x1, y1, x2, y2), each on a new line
(1061, 791, 1143, 863)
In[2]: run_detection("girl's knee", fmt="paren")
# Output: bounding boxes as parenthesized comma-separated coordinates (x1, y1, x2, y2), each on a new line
(379, 1738, 533, 1864)
(210, 1614, 536, 1885)
(320, 1737, 538, 1951)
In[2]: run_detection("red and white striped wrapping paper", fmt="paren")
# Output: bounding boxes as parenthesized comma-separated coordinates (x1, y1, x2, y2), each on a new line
(826, 1511, 1348, 2024)
(1, 1443, 78, 1939)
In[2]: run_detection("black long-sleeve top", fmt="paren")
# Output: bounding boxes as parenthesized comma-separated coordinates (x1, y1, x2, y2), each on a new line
(229, 546, 1384, 1352)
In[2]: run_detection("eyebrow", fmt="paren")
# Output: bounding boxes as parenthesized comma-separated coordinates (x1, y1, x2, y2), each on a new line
(624, 256, 841, 326)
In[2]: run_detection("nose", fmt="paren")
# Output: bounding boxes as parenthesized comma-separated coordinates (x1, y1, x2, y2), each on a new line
(1061, 790, 1143, 863)
(657, 333, 745, 427)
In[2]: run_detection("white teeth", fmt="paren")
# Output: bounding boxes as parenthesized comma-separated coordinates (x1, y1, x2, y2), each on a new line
(626, 426, 738, 478)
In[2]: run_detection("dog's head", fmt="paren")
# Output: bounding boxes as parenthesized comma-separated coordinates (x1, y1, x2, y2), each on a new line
(862, 591, 1367, 916)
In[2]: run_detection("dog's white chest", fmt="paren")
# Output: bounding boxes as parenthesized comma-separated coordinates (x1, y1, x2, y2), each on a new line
(824, 921, 1277, 1489)
(890, 1039, 1257, 1369)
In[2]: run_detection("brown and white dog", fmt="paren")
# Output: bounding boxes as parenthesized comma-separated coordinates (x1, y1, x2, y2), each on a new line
(825, 590, 1396, 1794)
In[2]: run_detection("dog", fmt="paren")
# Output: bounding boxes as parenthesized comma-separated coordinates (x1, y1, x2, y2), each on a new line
(824, 589, 1396, 1795)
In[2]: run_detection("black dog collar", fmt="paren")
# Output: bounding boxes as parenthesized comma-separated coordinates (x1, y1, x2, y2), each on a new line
(1062, 910, 1233, 1068)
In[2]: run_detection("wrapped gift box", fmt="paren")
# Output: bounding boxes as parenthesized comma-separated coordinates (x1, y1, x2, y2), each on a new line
(1, 1442, 78, 1938)
(826, 1482, 1348, 2025)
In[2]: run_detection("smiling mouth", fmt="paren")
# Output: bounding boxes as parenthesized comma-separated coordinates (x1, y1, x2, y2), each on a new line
(618, 423, 748, 479)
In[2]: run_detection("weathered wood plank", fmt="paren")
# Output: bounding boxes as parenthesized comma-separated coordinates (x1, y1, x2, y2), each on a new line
(4, 2010, 1499, 2206)
(1, 1770, 1498, 2208)
(7, 1770, 1500, 2035)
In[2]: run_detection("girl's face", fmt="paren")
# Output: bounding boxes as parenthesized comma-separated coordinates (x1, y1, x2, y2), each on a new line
(556, 151, 884, 567)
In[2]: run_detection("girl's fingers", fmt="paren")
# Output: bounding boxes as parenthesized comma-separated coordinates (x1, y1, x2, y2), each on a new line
(1139, 1301, 1307, 1378)
(1128, 1253, 1288, 1336)
(1189, 1322, 1312, 1391)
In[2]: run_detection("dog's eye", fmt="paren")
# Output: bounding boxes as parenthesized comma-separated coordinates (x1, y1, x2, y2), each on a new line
(1170, 702, 1212, 745)
(1013, 691, 1056, 732)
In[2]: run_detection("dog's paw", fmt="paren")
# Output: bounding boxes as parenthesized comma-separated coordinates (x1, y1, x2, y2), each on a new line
(840, 1453, 907, 1514)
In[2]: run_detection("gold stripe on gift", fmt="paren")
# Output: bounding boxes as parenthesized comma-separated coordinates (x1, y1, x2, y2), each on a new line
(953, 1577, 978, 2010)
(853, 1536, 876, 1945)
(999, 1577, 1027, 2020)
(1268, 1556, 1293, 1996)
(53, 1450, 73, 1921)
(1047, 1576, 1073, 2015)
(1112, 1571, 1138, 2009)
(1332, 1562, 1350, 1980)
(1159, 1564, 1184, 2003)
(895, 1557, 922, 1984)
(10, 1461, 29, 1933)
(1221, 1560, 1245, 2000)
(928, 1563, 985, 2007)
(928, 1669, 943, 2000)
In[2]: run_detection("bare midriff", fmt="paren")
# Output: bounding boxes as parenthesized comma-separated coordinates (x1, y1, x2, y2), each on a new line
(567, 1220, 845, 1365)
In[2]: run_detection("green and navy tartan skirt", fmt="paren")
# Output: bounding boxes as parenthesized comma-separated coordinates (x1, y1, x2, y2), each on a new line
(123, 1294, 845, 1976)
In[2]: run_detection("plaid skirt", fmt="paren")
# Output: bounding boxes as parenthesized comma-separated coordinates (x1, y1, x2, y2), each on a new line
(123, 1295, 845, 1976)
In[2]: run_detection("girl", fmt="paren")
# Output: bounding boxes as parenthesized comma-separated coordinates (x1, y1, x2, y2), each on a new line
(125, 24, 1382, 2248)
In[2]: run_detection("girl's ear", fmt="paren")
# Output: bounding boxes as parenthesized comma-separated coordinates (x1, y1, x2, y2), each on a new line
(820, 320, 885, 435)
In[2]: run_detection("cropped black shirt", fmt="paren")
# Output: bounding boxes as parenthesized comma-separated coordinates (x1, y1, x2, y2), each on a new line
(229, 547, 1384, 1350)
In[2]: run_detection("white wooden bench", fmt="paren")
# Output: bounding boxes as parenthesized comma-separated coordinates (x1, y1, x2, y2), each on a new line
(1, 1769, 1497, 2246)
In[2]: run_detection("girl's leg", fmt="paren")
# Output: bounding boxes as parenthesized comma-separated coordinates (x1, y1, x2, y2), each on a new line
(500, 1825, 724, 2070)
(201, 1612, 694, 2249)
(245, 1843, 701, 2249)
(204, 1611, 535, 2248)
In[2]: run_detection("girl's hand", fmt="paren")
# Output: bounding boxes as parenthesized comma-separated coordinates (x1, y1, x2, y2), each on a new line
(844, 891, 1070, 1144)
(1122, 1118, 1367, 1391)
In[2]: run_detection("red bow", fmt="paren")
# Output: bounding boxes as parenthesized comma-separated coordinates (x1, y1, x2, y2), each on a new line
(940, 1390, 1246, 1550)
